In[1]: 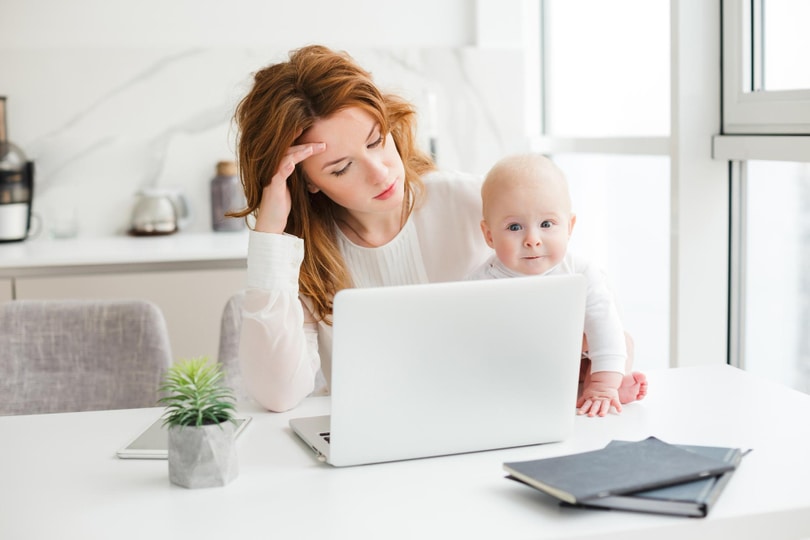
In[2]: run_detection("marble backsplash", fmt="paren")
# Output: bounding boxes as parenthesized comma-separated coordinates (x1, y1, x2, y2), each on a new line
(1, 47, 527, 238)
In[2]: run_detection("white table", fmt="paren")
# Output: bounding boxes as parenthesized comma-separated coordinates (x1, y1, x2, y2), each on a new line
(1, 365, 809, 540)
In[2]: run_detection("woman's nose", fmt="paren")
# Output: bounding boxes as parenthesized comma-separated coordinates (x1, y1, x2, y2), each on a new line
(366, 157, 389, 184)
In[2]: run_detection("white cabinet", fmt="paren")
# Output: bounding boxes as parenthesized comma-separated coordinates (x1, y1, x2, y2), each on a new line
(15, 268, 246, 362)
(0, 278, 12, 304)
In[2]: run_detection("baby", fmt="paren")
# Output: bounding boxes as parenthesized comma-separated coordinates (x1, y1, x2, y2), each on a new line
(468, 153, 647, 417)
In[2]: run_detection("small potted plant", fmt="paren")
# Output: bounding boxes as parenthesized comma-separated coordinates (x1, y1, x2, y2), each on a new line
(158, 356, 238, 489)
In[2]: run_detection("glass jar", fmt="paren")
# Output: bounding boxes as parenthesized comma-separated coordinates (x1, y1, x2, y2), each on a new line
(210, 160, 246, 232)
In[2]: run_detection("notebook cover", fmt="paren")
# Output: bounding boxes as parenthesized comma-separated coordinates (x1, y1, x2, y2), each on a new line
(570, 442, 744, 516)
(502, 436, 736, 505)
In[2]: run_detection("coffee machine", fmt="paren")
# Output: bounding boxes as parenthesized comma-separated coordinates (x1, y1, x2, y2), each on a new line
(0, 96, 35, 243)
(0, 159, 34, 242)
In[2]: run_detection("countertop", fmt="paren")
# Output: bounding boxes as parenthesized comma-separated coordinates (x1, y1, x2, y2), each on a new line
(0, 231, 249, 277)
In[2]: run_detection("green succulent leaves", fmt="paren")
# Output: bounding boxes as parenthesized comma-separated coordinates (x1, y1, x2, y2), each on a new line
(158, 357, 237, 427)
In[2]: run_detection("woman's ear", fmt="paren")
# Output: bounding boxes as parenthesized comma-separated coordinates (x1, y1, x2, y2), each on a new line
(301, 172, 320, 194)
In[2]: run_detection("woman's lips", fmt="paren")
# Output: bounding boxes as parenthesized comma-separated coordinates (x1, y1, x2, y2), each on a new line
(374, 181, 397, 200)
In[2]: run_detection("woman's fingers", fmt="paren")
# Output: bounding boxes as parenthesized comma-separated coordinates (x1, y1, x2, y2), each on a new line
(266, 143, 326, 187)
(287, 142, 326, 158)
(255, 142, 326, 234)
(283, 143, 326, 174)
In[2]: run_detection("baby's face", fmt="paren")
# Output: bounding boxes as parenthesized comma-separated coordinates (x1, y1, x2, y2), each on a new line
(481, 173, 575, 276)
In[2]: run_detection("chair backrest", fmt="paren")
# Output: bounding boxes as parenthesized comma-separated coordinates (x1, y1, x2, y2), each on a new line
(0, 299, 173, 415)
(217, 291, 247, 401)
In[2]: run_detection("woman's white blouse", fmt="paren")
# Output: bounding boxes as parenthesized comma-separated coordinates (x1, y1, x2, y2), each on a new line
(240, 170, 491, 411)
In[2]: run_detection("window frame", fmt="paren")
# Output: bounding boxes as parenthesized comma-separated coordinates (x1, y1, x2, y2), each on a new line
(719, 0, 810, 373)
(722, 0, 810, 135)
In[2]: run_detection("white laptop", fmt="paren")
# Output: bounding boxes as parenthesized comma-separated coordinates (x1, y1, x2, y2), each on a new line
(289, 274, 586, 467)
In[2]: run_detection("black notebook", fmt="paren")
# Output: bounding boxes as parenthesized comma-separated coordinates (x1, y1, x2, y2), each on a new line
(550, 442, 745, 517)
(503, 436, 737, 505)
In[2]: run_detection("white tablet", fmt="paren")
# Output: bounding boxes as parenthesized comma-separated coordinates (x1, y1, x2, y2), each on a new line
(116, 416, 252, 459)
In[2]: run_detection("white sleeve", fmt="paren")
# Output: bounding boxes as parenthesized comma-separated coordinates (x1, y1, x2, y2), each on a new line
(238, 230, 322, 412)
(577, 257, 627, 374)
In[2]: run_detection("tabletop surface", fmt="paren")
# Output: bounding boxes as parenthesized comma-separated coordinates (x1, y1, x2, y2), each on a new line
(2, 364, 810, 540)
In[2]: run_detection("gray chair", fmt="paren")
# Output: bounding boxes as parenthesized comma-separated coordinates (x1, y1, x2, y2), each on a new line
(217, 291, 247, 402)
(0, 299, 173, 415)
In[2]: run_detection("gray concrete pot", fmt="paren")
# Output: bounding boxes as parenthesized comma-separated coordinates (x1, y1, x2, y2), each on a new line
(167, 421, 238, 489)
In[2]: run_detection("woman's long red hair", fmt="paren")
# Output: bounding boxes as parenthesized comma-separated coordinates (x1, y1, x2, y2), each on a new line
(234, 45, 434, 323)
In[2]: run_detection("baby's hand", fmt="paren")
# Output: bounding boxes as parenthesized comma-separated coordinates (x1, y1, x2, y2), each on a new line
(577, 385, 622, 417)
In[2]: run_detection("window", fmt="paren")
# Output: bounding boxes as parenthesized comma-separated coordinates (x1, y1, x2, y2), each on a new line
(543, 0, 669, 137)
(556, 154, 670, 367)
(533, 0, 671, 372)
(759, 0, 810, 91)
(741, 161, 810, 392)
(723, 0, 810, 134)
(719, 1, 810, 393)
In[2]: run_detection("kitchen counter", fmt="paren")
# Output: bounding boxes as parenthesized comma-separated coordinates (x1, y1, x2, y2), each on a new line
(0, 231, 250, 358)
(0, 231, 249, 277)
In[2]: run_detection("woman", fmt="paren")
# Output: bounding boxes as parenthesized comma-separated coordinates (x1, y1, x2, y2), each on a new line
(233, 45, 491, 411)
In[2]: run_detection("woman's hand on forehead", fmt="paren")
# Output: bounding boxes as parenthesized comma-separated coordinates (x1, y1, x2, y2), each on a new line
(254, 142, 326, 234)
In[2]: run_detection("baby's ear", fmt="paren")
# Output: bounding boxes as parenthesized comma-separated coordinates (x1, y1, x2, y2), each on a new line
(568, 214, 577, 236)
(480, 220, 495, 248)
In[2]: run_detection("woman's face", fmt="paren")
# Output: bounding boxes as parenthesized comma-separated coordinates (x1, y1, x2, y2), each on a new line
(299, 107, 406, 218)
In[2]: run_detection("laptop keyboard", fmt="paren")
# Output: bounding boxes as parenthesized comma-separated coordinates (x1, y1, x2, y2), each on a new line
(320, 431, 331, 444)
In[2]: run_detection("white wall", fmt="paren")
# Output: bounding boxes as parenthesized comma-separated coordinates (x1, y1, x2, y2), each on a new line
(0, 0, 475, 48)
(1, 1, 529, 238)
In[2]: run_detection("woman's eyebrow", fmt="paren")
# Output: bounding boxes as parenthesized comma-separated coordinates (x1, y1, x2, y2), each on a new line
(320, 124, 380, 171)
(322, 156, 347, 170)
(365, 123, 379, 142)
